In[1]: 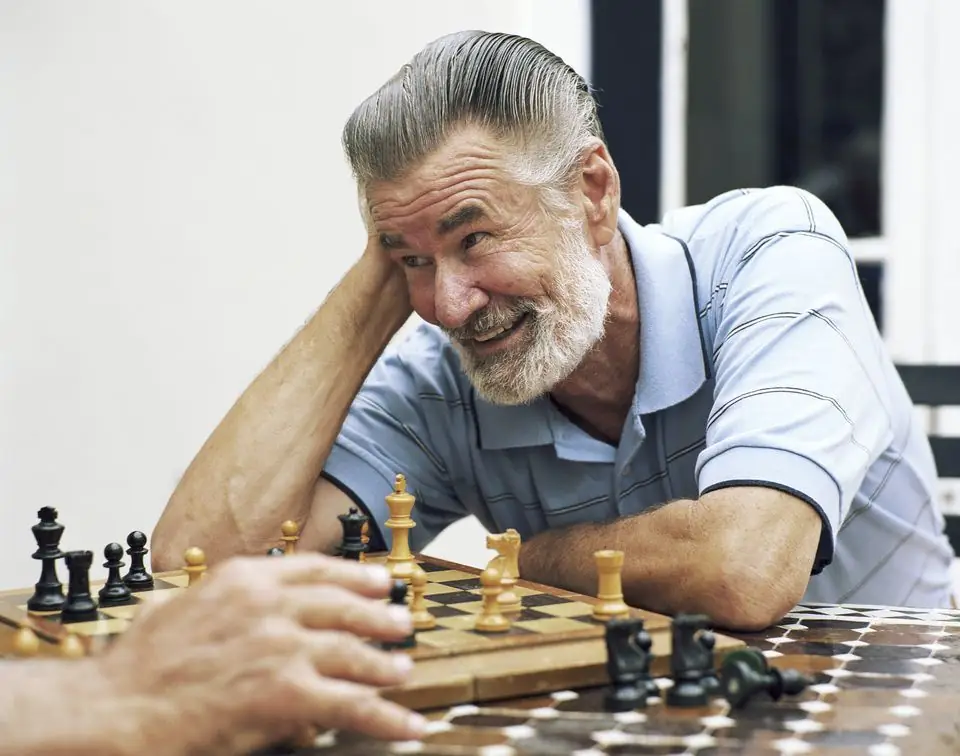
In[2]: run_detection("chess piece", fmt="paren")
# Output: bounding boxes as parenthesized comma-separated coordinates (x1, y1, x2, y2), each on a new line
(59, 632, 85, 659)
(382, 580, 416, 649)
(359, 521, 370, 562)
(485, 530, 522, 613)
(266, 547, 284, 556)
(603, 618, 649, 711)
(337, 507, 369, 561)
(281, 520, 299, 555)
(699, 630, 720, 694)
(122, 531, 154, 591)
(474, 565, 511, 633)
(384, 474, 417, 582)
(720, 648, 812, 709)
(183, 547, 207, 586)
(409, 568, 436, 630)
(12, 626, 40, 658)
(592, 550, 630, 621)
(98, 542, 133, 607)
(26, 506, 66, 612)
(666, 613, 713, 707)
(60, 550, 98, 623)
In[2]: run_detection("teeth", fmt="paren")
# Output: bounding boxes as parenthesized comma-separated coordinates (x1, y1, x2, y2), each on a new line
(474, 319, 519, 343)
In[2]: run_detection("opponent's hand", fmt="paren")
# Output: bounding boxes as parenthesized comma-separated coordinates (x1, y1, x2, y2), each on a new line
(96, 553, 425, 755)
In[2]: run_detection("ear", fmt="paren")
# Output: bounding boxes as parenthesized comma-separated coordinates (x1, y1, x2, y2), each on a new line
(578, 141, 621, 247)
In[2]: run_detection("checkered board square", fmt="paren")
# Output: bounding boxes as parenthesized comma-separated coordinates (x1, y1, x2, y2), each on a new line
(0, 575, 188, 648)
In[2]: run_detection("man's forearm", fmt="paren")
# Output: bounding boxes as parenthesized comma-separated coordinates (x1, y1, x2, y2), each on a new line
(0, 660, 154, 756)
(152, 250, 411, 569)
(517, 499, 762, 628)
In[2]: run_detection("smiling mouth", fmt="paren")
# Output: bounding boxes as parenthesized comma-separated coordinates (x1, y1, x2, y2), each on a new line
(470, 313, 529, 345)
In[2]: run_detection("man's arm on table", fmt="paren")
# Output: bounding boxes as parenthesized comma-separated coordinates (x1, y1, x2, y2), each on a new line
(151, 247, 412, 570)
(518, 486, 822, 631)
(522, 187, 894, 631)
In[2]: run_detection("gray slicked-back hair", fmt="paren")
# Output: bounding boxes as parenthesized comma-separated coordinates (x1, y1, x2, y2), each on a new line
(342, 30, 605, 215)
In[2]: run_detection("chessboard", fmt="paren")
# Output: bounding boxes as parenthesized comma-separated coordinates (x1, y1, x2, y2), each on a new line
(365, 552, 745, 709)
(278, 601, 960, 755)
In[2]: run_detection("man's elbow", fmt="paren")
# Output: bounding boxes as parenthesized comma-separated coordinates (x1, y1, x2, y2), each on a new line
(701, 563, 808, 631)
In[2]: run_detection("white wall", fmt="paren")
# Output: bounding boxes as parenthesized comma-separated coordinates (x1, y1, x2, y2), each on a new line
(0, 0, 591, 589)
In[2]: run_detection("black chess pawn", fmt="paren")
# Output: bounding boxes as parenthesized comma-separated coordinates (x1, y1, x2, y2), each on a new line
(266, 547, 285, 557)
(61, 550, 99, 623)
(26, 506, 66, 612)
(382, 580, 415, 650)
(98, 542, 133, 607)
(720, 648, 812, 709)
(122, 531, 154, 591)
(666, 613, 712, 707)
(337, 507, 368, 560)
(603, 617, 650, 711)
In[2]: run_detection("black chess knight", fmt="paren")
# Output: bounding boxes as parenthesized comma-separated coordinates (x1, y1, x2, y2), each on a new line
(603, 617, 657, 711)
(666, 613, 716, 707)
(27, 506, 66, 612)
(337, 507, 368, 560)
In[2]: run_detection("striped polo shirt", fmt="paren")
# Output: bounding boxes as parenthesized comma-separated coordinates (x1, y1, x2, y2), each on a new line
(323, 186, 955, 608)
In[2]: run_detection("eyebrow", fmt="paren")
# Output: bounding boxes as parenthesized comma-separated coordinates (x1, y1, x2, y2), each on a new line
(437, 204, 487, 235)
(378, 204, 488, 249)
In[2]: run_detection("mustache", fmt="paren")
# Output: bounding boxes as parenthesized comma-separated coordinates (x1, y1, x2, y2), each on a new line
(444, 301, 535, 342)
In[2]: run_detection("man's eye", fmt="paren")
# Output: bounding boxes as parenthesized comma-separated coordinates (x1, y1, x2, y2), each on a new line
(401, 256, 431, 268)
(463, 232, 486, 250)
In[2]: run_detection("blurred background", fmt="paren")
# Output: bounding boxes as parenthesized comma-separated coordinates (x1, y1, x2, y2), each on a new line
(2, 0, 958, 589)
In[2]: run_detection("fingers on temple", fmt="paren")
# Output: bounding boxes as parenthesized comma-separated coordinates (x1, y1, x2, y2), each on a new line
(301, 677, 426, 742)
(292, 585, 412, 640)
(310, 631, 414, 688)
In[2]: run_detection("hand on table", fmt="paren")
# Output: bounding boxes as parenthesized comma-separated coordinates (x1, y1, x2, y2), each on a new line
(97, 553, 424, 755)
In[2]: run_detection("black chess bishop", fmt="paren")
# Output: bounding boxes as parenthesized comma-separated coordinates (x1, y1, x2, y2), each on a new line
(27, 506, 66, 612)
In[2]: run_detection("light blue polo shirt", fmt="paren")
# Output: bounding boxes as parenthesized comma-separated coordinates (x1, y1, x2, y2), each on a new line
(322, 185, 955, 608)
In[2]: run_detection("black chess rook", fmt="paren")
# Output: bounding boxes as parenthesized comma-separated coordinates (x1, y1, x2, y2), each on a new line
(27, 506, 66, 612)
(337, 507, 369, 560)
(61, 550, 99, 623)
(98, 542, 133, 606)
(122, 531, 154, 591)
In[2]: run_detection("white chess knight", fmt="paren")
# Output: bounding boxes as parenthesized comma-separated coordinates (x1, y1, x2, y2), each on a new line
(485, 529, 522, 613)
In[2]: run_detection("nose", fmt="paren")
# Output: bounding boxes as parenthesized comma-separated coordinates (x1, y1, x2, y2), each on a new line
(433, 262, 488, 330)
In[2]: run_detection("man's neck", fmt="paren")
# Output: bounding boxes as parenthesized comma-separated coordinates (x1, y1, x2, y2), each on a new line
(550, 231, 640, 444)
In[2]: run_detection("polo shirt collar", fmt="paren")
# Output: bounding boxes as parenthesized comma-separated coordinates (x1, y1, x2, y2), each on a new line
(621, 209, 712, 415)
(472, 209, 710, 450)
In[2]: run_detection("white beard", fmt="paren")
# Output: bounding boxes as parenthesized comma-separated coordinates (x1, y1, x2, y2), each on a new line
(446, 220, 612, 405)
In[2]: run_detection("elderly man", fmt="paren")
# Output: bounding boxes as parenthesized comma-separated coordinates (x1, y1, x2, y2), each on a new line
(153, 30, 954, 630)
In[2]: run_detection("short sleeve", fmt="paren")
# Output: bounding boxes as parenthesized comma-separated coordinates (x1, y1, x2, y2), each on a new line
(321, 326, 467, 553)
(694, 187, 895, 573)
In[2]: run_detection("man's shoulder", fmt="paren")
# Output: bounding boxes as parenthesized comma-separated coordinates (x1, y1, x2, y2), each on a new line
(659, 186, 849, 257)
(368, 319, 471, 404)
